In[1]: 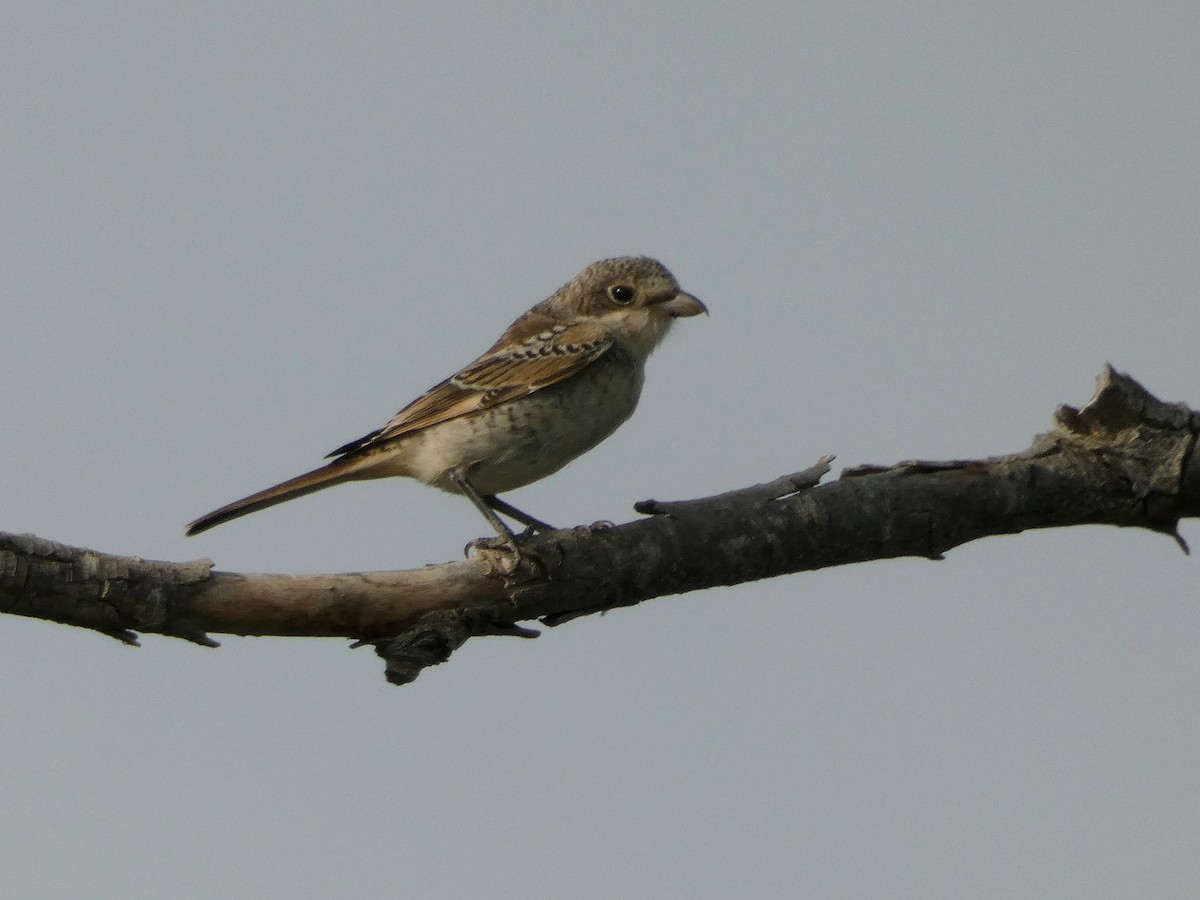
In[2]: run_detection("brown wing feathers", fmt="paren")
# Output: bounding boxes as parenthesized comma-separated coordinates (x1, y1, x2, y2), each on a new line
(337, 319, 612, 454)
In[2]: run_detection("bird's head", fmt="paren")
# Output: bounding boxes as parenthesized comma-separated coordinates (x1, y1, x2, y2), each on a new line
(548, 256, 707, 358)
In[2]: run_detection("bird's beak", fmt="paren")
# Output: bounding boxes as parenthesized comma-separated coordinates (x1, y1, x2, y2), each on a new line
(661, 291, 708, 318)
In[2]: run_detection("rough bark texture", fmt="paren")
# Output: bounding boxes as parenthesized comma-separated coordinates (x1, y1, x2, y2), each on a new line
(2, 367, 1196, 685)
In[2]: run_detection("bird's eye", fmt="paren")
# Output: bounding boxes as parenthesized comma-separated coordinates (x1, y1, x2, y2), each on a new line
(608, 285, 635, 304)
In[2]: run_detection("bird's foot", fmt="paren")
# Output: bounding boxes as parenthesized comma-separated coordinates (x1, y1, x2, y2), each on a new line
(463, 525, 536, 556)
(464, 527, 545, 578)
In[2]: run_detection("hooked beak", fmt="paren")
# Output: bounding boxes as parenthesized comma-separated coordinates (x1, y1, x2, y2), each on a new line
(661, 290, 708, 318)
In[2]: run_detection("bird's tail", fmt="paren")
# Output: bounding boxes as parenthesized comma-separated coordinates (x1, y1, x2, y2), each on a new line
(186, 458, 366, 536)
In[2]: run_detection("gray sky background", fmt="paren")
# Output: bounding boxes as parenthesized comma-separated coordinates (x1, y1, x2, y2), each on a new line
(2, 4, 1198, 898)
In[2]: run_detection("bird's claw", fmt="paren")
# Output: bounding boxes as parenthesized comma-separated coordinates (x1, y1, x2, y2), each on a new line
(463, 528, 546, 578)
(462, 526, 538, 558)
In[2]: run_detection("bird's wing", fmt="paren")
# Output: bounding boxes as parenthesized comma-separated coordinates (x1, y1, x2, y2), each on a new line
(327, 316, 613, 458)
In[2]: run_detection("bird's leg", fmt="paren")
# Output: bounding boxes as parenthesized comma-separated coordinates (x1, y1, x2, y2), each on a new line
(449, 473, 551, 578)
(483, 495, 556, 533)
(448, 469, 520, 546)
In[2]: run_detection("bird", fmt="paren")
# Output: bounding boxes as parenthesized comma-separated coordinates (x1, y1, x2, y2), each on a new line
(185, 256, 707, 544)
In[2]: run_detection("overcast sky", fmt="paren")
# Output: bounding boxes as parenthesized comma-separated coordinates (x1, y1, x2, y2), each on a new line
(2, 4, 1198, 898)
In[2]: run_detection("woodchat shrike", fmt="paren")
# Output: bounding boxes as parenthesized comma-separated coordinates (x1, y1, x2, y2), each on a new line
(186, 256, 707, 542)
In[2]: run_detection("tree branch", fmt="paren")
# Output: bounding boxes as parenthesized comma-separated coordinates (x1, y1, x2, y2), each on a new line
(2, 366, 1196, 684)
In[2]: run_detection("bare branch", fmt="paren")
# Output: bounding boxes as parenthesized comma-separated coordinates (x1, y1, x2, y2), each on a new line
(2, 367, 1196, 684)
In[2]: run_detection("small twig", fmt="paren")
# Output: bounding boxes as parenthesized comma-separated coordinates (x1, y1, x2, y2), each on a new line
(636, 455, 835, 516)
